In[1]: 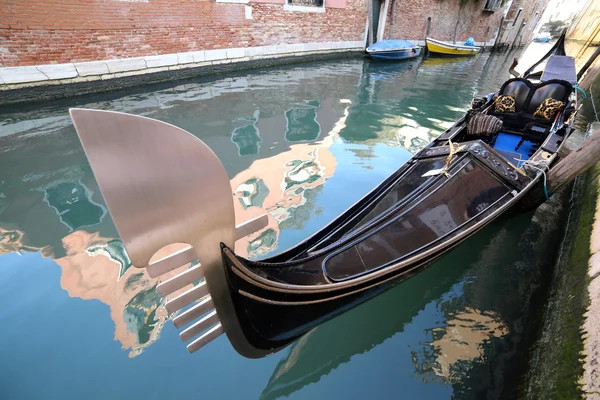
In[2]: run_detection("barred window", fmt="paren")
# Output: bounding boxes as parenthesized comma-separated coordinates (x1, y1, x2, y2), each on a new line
(287, 0, 323, 6)
(483, 0, 502, 12)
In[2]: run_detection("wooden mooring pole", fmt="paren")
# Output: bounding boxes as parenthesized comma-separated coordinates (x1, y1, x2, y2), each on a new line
(368, 0, 374, 47)
(519, 124, 600, 210)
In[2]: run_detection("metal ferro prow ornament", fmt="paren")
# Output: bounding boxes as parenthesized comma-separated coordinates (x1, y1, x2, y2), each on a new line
(69, 109, 269, 356)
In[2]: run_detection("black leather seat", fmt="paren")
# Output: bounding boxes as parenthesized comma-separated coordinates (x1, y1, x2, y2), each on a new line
(525, 80, 572, 114)
(491, 78, 573, 131)
(498, 78, 533, 111)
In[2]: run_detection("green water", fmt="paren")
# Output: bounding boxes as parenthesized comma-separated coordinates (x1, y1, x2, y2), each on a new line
(0, 45, 570, 399)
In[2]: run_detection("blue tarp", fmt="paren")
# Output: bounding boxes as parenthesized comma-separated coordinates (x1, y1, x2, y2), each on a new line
(367, 40, 417, 52)
(493, 132, 536, 167)
(464, 37, 476, 46)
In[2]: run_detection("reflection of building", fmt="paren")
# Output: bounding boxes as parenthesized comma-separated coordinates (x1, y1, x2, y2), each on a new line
(232, 98, 344, 259)
(0, 63, 365, 358)
(285, 101, 321, 142)
(44, 181, 106, 232)
(424, 308, 508, 381)
(231, 111, 261, 156)
(234, 178, 270, 210)
(55, 231, 192, 357)
(0, 228, 49, 255)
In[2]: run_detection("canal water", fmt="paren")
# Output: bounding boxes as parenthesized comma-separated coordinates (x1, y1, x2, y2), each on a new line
(0, 44, 569, 399)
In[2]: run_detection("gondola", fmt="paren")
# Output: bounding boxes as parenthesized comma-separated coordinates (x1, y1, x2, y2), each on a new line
(69, 32, 579, 358)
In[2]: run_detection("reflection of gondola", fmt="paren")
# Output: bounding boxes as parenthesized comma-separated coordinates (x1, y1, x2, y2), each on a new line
(69, 33, 578, 358)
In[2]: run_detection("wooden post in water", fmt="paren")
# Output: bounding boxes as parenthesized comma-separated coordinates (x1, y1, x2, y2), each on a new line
(493, 16, 505, 52)
(368, 0, 374, 47)
(511, 21, 526, 49)
(389, 0, 397, 40)
(483, 26, 490, 51)
(519, 124, 600, 210)
(377, 0, 390, 44)
(452, 6, 462, 44)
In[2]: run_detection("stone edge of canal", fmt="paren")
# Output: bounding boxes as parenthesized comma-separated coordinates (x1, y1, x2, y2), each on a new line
(0, 51, 365, 107)
(524, 125, 600, 399)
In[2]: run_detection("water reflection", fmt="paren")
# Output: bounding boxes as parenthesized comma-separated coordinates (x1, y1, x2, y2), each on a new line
(44, 181, 106, 232)
(260, 202, 566, 399)
(0, 49, 562, 398)
(231, 111, 261, 156)
(285, 101, 321, 142)
(48, 231, 191, 357)
(415, 307, 508, 382)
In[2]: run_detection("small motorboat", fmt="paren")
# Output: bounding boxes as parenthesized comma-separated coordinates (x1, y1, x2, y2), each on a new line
(426, 37, 480, 56)
(534, 32, 552, 43)
(69, 32, 578, 358)
(366, 40, 421, 61)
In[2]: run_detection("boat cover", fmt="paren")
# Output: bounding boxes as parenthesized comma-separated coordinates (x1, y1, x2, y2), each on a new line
(541, 55, 578, 84)
(367, 40, 417, 52)
(492, 132, 535, 167)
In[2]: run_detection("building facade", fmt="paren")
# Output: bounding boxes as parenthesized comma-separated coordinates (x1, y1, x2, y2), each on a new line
(0, 0, 548, 94)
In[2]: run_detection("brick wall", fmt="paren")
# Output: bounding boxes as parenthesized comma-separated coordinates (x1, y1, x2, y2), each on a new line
(0, 0, 549, 68)
(497, 0, 550, 47)
(381, 0, 503, 44)
(381, 0, 548, 46)
(0, 0, 367, 67)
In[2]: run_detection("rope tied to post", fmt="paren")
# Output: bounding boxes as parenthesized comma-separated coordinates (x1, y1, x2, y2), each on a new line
(517, 156, 552, 201)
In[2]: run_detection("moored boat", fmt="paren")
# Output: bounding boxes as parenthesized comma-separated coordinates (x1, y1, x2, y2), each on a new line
(426, 37, 480, 56)
(366, 40, 422, 61)
(69, 32, 579, 359)
(534, 32, 552, 43)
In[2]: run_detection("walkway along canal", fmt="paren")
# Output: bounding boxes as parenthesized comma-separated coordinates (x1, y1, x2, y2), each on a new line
(0, 47, 587, 399)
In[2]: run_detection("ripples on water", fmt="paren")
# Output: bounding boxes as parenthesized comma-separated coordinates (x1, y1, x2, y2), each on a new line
(0, 45, 570, 399)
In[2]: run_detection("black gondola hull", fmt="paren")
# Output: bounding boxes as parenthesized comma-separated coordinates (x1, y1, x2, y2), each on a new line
(217, 138, 552, 355)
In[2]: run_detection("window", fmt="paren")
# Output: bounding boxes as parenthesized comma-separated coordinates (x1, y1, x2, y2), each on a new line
(287, 0, 323, 6)
(284, 0, 324, 12)
(483, 0, 502, 12)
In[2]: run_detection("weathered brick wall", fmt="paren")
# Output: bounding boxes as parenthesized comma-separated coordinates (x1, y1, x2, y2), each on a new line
(497, 0, 550, 46)
(0, 0, 367, 67)
(382, 0, 548, 45)
(0, 0, 549, 68)
(383, 0, 504, 44)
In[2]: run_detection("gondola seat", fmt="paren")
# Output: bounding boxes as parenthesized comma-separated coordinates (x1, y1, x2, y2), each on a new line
(490, 78, 573, 136)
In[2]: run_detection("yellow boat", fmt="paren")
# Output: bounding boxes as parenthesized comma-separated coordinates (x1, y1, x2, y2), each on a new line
(425, 37, 481, 56)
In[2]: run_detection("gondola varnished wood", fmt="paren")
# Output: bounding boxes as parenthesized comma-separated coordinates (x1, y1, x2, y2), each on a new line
(69, 32, 587, 358)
